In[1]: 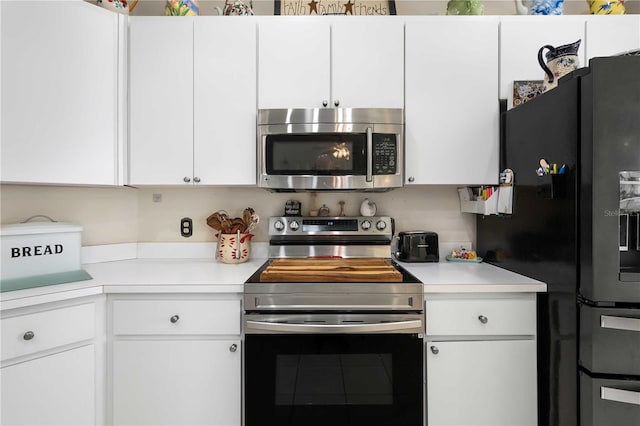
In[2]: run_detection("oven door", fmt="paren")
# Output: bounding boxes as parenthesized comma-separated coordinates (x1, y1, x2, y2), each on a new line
(244, 315, 424, 426)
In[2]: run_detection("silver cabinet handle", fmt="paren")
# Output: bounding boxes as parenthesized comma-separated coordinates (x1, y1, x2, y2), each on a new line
(229, 344, 238, 353)
(322, 100, 328, 107)
(193, 177, 201, 183)
(366, 127, 373, 183)
(334, 100, 340, 107)
(408, 176, 415, 183)
(601, 387, 640, 406)
(601, 315, 640, 332)
(170, 315, 180, 324)
(183, 177, 191, 183)
(478, 315, 488, 324)
(23, 331, 35, 341)
(246, 319, 422, 334)
(430, 345, 439, 355)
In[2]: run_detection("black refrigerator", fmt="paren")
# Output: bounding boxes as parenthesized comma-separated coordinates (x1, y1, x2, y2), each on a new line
(477, 56, 640, 426)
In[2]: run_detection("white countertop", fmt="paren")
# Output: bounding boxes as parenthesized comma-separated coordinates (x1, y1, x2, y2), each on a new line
(1, 243, 546, 311)
(397, 261, 546, 293)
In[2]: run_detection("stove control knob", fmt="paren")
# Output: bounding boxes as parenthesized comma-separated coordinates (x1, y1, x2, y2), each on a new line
(376, 220, 387, 231)
(289, 220, 300, 231)
(361, 220, 372, 230)
(274, 219, 285, 231)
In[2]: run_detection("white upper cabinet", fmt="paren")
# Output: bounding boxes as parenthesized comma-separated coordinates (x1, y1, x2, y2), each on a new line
(257, 17, 404, 109)
(330, 17, 404, 109)
(585, 15, 640, 60)
(257, 18, 330, 109)
(128, 17, 257, 186)
(500, 16, 586, 107)
(194, 17, 257, 186)
(128, 17, 195, 186)
(1, 0, 120, 185)
(405, 17, 499, 185)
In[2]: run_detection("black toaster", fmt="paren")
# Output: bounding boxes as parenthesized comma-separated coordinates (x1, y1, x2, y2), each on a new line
(395, 231, 439, 262)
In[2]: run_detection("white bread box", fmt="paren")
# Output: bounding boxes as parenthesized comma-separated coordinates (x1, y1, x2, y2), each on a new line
(1, 222, 83, 281)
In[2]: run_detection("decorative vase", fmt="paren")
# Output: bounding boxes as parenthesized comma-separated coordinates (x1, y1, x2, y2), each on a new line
(515, 0, 564, 15)
(216, 232, 253, 264)
(96, 0, 138, 14)
(446, 0, 484, 15)
(587, 0, 625, 14)
(165, 0, 200, 16)
(538, 39, 581, 92)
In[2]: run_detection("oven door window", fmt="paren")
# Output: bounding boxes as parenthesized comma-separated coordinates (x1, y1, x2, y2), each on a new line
(265, 134, 367, 176)
(245, 334, 423, 426)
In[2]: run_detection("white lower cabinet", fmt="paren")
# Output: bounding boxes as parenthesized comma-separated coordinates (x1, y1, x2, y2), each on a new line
(112, 340, 240, 426)
(0, 297, 104, 426)
(425, 294, 537, 426)
(1, 345, 96, 426)
(109, 296, 241, 426)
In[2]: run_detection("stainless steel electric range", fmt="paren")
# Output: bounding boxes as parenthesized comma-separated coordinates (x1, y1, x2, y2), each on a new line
(243, 216, 424, 426)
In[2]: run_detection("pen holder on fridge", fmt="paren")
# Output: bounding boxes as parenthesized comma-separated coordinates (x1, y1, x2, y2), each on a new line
(459, 187, 499, 215)
(215, 232, 254, 264)
(536, 174, 570, 199)
(459, 185, 513, 215)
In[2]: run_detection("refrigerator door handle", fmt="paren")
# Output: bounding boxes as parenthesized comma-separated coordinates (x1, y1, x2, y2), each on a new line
(600, 315, 640, 332)
(601, 387, 640, 406)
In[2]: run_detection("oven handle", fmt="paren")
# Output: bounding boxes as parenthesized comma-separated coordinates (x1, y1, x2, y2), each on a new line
(245, 319, 422, 334)
(366, 127, 373, 183)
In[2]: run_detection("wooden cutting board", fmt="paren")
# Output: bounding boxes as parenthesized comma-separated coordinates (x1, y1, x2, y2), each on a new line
(260, 258, 403, 282)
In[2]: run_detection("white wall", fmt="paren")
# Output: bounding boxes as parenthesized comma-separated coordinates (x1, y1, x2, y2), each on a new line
(1, 185, 475, 246)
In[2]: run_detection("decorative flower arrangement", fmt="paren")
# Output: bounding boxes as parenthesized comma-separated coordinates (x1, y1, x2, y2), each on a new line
(165, 0, 200, 16)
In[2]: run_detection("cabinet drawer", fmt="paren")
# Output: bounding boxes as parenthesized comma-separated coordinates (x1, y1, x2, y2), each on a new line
(1, 303, 95, 361)
(112, 300, 240, 336)
(426, 298, 536, 336)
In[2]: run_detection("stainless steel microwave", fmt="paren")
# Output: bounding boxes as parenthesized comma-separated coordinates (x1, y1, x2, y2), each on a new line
(257, 108, 404, 191)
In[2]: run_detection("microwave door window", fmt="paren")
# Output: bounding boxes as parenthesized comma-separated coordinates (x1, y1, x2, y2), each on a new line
(266, 134, 367, 175)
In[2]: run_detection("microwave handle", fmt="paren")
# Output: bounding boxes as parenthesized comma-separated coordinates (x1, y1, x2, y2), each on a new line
(366, 127, 373, 182)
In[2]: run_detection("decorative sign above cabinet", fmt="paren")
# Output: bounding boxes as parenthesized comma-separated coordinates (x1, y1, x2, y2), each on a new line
(275, 0, 396, 15)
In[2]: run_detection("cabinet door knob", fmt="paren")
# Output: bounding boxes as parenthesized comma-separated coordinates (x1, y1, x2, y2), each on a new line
(478, 315, 488, 324)
(170, 315, 180, 323)
(193, 177, 201, 183)
(430, 345, 439, 355)
(322, 100, 328, 107)
(23, 331, 35, 341)
(408, 176, 415, 183)
(334, 100, 340, 107)
(229, 343, 238, 353)
(183, 177, 191, 183)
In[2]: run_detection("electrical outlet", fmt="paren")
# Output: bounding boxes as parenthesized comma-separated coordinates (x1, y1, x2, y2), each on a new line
(180, 217, 193, 238)
(152, 193, 162, 203)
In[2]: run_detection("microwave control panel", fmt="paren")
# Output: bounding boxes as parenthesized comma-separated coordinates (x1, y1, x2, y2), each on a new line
(372, 134, 397, 175)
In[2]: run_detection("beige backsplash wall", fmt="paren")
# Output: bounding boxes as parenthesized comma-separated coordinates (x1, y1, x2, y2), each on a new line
(1, 185, 475, 247)
(0, 185, 139, 246)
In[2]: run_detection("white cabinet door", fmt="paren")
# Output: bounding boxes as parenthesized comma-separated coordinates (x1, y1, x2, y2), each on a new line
(257, 18, 330, 109)
(585, 15, 640, 60)
(331, 17, 404, 109)
(426, 339, 537, 426)
(194, 17, 256, 185)
(1, 1, 119, 185)
(405, 17, 499, 185)
(500, 16, 586, 106)
(128, 17, 194, 185)
(1, 345, 95, 426)
(113, 339, 241, 426)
